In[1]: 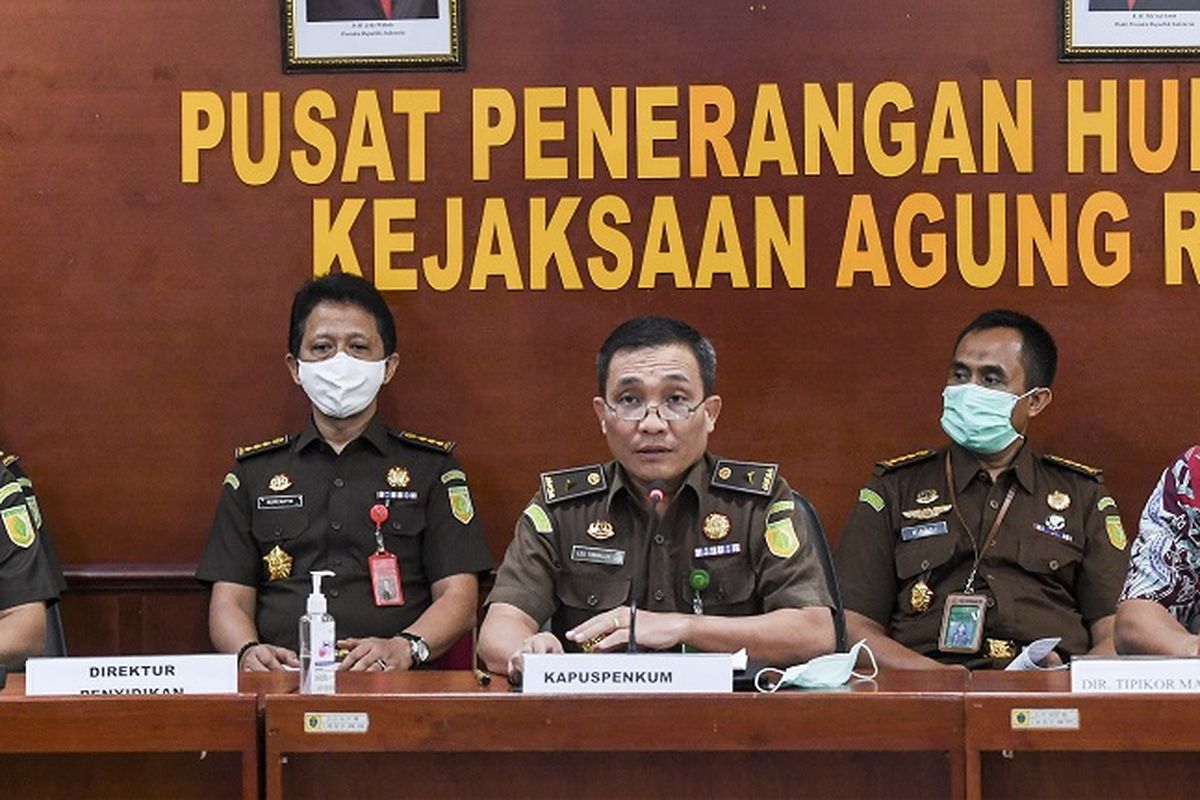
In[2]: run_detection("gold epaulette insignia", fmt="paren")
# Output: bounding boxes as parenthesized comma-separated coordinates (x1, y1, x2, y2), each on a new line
(711, 459, 778, 497)
(540, 465, 607, 505)
(395, 430, 456, 453)
(874, 449, 936, 475)
(0, 452, 17, 468)
(1043, 454, 1104, 481)
(234, 435, 292, 461)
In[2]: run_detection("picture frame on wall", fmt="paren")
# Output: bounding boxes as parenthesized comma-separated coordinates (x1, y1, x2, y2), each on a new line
(281, 0, 464, 72)
(1061, 0, 1200, 60)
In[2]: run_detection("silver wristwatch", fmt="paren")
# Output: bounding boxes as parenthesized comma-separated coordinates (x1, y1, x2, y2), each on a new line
(398, 632, 429, 666)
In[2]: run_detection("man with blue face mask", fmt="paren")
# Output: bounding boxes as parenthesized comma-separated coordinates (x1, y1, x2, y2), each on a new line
(197, 274, 492, 672)
(835, 310, 1131, 669)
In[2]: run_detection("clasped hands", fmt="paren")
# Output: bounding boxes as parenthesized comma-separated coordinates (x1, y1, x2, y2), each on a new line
(238, 636, 413, 672)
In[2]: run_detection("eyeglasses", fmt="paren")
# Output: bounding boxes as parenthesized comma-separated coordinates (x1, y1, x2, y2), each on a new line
(603, 397, 706, 422)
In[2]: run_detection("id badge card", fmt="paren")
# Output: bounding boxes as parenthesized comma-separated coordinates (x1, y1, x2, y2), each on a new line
(937, 592, 987, 654)
(369, 551, 405, 606)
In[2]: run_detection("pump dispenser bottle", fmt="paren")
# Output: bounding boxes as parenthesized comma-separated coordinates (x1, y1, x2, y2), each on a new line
(300, 570, 336, 695)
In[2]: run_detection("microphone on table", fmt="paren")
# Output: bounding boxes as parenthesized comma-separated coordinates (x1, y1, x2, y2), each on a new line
(629, 481, 667, 654)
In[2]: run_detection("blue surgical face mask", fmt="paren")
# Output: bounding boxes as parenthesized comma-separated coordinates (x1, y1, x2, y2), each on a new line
(940, 384, 1038, 455)
(754, 640, 878, 692)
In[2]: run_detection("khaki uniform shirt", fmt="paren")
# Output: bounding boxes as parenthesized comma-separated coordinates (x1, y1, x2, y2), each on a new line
(835, 442, 1130, 665)
(196, 416, 493, 651)
(487, 453, 833, 649)
(0, 453, 65, 612)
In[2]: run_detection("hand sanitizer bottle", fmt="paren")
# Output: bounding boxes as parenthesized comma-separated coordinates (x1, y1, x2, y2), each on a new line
(299, 570, 336, 695)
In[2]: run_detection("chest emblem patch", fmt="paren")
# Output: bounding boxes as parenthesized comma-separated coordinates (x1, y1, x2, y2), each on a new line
(703, 512, 731, 540)
(1047, 491, 1071, 512)
(262, 545, 293, 581)
(388, 466, 411, 489)
(587, 520, 615, 540)
(268, 473, 292, 492)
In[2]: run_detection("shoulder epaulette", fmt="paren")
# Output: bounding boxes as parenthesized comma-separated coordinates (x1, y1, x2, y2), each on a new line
(1043, 454, 1104, 481)
(874, 449, 936, 475)
(0, 451, 17, 468)
(711, 459, 778, 497)
(393, 430, 456, 453)
(234, 435, 292, 461)
(540, 464, 607, 505)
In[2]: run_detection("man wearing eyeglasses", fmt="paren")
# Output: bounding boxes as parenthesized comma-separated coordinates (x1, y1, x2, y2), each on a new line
(478, 316, 835, 681)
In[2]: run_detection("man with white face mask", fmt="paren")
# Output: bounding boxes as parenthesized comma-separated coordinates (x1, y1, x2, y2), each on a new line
(835, 310, 1130, 669)
(197, 274, 492, 672)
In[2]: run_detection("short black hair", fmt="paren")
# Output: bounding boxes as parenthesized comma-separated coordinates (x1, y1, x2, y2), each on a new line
(955, 309, 1057, 389)
(288, 273, 397, 356)
(596, 316, 717, 397)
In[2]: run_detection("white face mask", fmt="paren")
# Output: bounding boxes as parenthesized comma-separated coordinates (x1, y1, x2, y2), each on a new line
(297, 352, 387, 419)
(754, 639, 878, 692)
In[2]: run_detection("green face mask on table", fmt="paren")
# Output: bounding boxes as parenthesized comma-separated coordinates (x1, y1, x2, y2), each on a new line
(754, 640, 878, 692)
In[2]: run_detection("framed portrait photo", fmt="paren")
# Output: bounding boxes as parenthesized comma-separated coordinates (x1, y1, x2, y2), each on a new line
(1062, 0, 1200, 60)
(281, 0, 464, 72)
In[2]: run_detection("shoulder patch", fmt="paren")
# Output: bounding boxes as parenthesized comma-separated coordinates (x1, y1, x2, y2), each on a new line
(874, 449, 936, 475)
(234, 435, 292, 461)
(394, 430, 456, 453)
(523, 503, 554, 534)
(541, 465, 607, 505)
(1043, 454, 1104, 481)
(0, 451, 18, 468)
(711, 459, 778, 497)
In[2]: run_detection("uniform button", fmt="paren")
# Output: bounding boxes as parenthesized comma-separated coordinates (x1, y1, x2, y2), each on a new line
(989, 499, 999, 510)
(586, 594, 598, 607)
(1049, 559, 1059, 570)
(333, 478, 345, 488)
(653, 589, 665, 601)
(921, 559, 930, 570)
(274, 528, 282, 538)
(331, 521, 342, 531)
(654, 534, 665, 546)
(986, 596, 995, 608)
(391, 521, 402, 531)
(328, 589, 339, 598)
(332, 559, 342, 567)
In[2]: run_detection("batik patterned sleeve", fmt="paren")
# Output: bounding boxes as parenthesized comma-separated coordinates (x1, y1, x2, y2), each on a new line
(1121, 448, 1200, 632)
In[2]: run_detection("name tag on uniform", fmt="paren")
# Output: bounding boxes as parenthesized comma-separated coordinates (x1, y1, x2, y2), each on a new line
(376, 490, 419, 503)
(900, 520, 948, 541)
(694, 543, 742, 559)
(257, 494, 303, 510)
(570, 545, 625, 566)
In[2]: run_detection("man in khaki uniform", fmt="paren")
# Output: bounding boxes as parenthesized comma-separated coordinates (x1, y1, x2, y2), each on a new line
(835, 310, 1130, 669)
(479, 316, 835, 681)
(0, 451, 65, 668)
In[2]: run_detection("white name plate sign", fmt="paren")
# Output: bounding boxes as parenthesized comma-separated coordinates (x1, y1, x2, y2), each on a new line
(522, 652, 733, 695)
(1072, 656, 1200, 694)
(25, 654, 238, 696)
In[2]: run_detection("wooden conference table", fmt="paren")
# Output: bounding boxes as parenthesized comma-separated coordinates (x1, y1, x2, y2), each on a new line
(3, 669, 1200, 799)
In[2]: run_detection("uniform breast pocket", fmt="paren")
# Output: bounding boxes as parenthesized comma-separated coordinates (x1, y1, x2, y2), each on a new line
(251, 506, 310, 547)
(1017, 533, 1083, 580)
(382, 506, 426, 563)
(895, 532, 956, 580)
(702, 559, 756, 611)
(557, 568, 631, 613)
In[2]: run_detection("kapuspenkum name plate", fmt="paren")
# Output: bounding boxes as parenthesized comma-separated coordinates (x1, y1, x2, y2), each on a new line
(25, 654, 238, 696)
(522, 652, 734, 694)
(1071, 655, 1200, 694)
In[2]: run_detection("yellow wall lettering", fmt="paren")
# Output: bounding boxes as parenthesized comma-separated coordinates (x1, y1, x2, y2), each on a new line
(1016, 193, 1068, 286)
(373, 198, 418, 291)
(837, 194, 891, 287)
(695, 196, 749, 288)
(469, 198, 523, 290)
(638, 196, 691, 287)
(529, 196, 584, 290)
